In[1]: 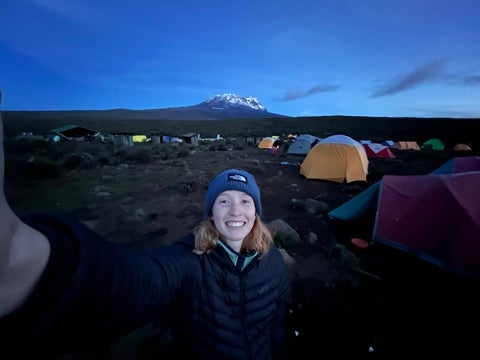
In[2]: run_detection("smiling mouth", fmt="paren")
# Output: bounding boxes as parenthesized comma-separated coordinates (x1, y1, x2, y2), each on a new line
(226, 221, 246, 227)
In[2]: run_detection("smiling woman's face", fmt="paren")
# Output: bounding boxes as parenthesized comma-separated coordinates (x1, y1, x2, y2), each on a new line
(211, 190, 256, 250)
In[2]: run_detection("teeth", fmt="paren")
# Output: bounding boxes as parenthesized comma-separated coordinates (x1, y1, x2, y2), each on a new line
(226, 221, 245, 227)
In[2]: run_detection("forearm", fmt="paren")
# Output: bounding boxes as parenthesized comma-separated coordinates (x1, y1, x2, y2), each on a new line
(0, 213, 50, 317)
(0, 110, 51, 317)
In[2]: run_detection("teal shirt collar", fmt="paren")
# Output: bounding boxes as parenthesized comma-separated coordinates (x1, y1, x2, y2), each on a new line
(216, 240, 258, 271)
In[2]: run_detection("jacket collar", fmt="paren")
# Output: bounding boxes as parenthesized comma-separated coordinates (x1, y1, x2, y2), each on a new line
(216, 240, 258, 271)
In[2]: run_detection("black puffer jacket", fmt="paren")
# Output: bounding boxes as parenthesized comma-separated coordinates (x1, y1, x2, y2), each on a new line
(1, 214, 290, 359)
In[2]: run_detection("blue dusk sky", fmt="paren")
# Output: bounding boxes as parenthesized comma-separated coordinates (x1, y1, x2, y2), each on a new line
(0, 0, 479, 118)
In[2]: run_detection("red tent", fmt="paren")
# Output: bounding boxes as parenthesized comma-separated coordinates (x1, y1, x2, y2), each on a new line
(330, 156, 480, 278)
(362, 143, 396, 158)
(375, 171, 480, 278)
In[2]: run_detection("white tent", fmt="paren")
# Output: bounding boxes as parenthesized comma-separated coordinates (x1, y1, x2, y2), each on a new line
(287, 134, 321, 156)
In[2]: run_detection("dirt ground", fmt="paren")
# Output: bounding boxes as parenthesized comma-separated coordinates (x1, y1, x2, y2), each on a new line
(6, 143, 480, 359)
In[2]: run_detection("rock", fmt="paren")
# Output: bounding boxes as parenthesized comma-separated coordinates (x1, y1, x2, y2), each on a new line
(266, 218, 301, 244)
(278, 248, 296, 268)
(304, 198, 329, 214)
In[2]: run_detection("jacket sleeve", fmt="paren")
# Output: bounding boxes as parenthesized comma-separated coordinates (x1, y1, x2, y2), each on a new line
(0, 213, 197, 355)
(269, 247, 292, 360)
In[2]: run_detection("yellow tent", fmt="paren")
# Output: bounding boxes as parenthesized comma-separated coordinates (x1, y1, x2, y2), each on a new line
(132, 135, 147, 143)
(300, 134, 369, 183)
(392, 141, 420, 150)
(453, 143, 472, 151)
(258, 137, 278, 149)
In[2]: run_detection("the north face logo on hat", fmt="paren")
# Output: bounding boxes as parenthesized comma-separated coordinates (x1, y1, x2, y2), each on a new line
(227, 173, 247, 183)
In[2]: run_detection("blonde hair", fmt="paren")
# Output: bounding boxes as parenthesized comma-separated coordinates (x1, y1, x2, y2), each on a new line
(193, 215, 273, 257)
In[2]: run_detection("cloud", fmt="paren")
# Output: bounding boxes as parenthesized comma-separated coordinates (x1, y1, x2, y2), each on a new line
(31, 0, 100, 24)
(371, 59, 446, 97)
(280, 84, 338, 101)
(444, 73, 480, 87)
(412, 107, 480, 119)
(460, 75, 480, 86)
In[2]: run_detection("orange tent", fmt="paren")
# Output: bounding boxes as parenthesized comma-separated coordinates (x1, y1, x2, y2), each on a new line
(257, 137, 280, 149)
(453, 143, 472, 151)
(392, 141, 420, 150)
(300, 134, 369, 183)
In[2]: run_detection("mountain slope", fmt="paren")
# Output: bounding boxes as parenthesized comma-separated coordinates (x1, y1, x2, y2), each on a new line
(3, 94, 289, 121)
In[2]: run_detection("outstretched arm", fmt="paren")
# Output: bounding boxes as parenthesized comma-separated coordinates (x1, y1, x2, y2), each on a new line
(0, 105, 51, 317)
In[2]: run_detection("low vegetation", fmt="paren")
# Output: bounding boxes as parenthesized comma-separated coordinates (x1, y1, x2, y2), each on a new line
(2, 113, 479, 149)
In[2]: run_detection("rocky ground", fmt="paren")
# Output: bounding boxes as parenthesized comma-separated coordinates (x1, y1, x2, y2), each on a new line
(6, 142, 480, 359)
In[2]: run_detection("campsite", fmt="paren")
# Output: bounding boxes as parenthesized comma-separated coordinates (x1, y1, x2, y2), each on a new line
(2, 114, 480, 359)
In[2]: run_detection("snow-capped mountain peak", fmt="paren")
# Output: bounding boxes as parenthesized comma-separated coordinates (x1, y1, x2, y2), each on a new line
(199, 93, 267, 112)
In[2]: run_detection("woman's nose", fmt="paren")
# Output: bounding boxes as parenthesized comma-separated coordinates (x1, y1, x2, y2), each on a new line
(228, 201, 242, 214)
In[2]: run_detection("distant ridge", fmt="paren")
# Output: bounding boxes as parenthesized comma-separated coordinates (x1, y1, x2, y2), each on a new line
(3, 94, 290, 121)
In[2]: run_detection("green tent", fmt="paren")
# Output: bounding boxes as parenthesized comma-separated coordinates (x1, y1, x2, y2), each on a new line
(421, 138, 444, 150)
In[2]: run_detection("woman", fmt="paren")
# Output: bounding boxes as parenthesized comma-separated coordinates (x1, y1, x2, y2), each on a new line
(0, 112, 290, 359)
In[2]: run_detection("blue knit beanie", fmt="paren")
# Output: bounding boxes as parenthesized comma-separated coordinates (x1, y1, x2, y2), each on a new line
(205, 169, 262, 217)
